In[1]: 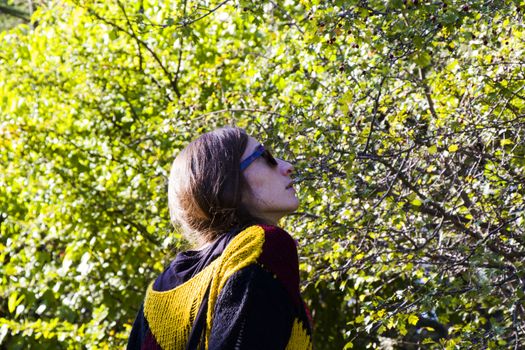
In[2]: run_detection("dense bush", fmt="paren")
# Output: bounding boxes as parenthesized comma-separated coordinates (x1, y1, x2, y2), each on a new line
(1, 0, 524, 348)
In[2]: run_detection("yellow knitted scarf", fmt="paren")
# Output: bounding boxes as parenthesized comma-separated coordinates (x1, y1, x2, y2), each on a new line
(143, 225, 312, 350)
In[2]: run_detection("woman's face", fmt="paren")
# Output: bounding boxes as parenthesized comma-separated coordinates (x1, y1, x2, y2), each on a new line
(240, 136, 299, 224)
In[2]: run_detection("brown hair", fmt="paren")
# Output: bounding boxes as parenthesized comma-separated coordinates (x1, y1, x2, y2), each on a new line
(168, 127, 259, 245)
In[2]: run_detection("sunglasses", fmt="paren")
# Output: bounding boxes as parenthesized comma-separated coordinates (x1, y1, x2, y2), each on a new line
(240, 145, 278, 171)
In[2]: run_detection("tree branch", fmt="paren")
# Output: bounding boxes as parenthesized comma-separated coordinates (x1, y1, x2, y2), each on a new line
(84, 2, 180, 99)
(361, 75, 387, 156)
(419, 67, 438, 120)
(180, 0, 230, 27)
(0, 4, 30, 22)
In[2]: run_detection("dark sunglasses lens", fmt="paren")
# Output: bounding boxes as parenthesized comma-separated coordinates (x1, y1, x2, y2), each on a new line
(263, 150, 278, 166)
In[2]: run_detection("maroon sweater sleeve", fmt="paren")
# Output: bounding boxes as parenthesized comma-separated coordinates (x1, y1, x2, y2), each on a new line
(258, 224, 302, 308)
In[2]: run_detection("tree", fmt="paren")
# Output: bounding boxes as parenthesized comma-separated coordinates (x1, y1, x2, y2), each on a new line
(1, 0, 524, 348)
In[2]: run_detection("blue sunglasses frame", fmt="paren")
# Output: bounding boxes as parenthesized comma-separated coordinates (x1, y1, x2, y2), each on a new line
(240, 145, 278, 171)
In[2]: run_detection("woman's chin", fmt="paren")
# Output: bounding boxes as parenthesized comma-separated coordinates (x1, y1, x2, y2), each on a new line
(288, 197, 300, 213)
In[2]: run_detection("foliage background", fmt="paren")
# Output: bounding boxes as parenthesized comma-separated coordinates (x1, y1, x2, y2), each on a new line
(1, 0, 524, 349)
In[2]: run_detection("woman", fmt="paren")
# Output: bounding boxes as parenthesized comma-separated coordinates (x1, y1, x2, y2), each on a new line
(127, 127, 312, 350)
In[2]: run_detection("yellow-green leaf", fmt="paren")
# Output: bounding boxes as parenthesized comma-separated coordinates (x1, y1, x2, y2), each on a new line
(448, 144, 459, 152)
(408, 314, 419, 326)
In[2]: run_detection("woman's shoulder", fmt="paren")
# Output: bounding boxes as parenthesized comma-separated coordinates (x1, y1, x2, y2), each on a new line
(235, 223, 297, 247)
(226, 224, 301, 304)
(229, 224, 298, 260)
(258, 224, 298, 254)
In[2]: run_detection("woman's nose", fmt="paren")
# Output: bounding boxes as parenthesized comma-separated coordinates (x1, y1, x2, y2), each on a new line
(279, 159, 294, 175)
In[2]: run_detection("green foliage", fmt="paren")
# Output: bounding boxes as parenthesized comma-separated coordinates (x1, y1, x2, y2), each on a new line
(1, 0, 524, 348)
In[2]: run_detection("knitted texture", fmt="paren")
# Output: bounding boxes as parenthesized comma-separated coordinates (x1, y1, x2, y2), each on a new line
(144, 257, 221, 350)
(285, 319, 313, 350)
(144, 225, 265, 350)
(141, 225, 313, 349)
(204, 225, 266, 348)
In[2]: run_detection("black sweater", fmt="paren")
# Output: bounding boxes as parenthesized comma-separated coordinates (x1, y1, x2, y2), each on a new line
(127, 224, 313, 350)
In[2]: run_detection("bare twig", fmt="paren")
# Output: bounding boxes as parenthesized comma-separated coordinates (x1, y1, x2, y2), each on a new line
(0, 4, 30, 21)
(268, 0, 304, 35)
(419, 67, 438, 120)
(361, 75, 387, 155)
(84, 2, 180, 99)
(180, 0, 230, 27)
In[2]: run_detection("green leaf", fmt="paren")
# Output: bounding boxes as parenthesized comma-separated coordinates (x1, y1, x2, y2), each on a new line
(413, 51, 431, 67)
(408, 314, 419, 326)
(448, 144, 459, 152)
(8, 292, 24, 314)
